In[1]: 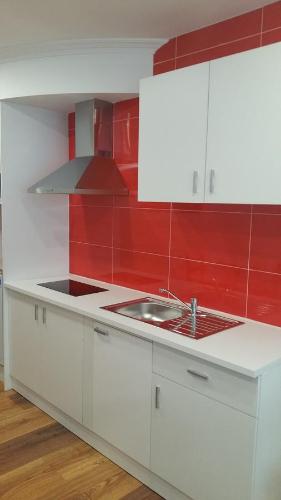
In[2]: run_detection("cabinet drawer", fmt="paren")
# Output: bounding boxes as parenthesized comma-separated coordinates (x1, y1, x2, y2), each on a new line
(153, 344, 258, 416)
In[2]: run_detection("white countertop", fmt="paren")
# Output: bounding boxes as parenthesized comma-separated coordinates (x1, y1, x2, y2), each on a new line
(5, 274, 281, 378)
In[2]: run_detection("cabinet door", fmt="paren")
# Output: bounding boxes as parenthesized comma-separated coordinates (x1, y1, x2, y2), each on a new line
(206, 42, 281, 204)
(93, 324, 152, 467)
(138, 63, 209, 203)
(39, 303, 84, 422)
(151, 375, 256, 500)
(9, 291, 42, 393)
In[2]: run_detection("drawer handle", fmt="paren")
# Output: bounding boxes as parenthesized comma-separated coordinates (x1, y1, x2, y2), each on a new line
(209, 169, 215, 194)
(94, 327, 109, 336)
(187, 369, 209, 381)
(42, 307, 46, 325)
(192, 170, 198, 194)
(34, 304, 39, 321)
(155, 386, 160, 409)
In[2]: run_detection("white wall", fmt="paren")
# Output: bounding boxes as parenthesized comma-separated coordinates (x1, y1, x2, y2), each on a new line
(1, 102, 69, 280)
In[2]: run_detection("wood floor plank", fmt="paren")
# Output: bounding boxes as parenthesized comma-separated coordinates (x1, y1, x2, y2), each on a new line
(0, 387, 162, 499)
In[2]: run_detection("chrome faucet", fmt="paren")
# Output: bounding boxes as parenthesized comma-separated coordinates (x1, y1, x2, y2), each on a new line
(159, 288, 198, 318)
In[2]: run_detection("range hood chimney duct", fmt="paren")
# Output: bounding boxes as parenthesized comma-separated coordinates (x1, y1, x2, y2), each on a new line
(28, 99, 128, 195)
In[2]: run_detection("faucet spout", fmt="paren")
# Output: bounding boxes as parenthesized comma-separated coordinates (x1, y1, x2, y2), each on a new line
(159, 288, 198, 317)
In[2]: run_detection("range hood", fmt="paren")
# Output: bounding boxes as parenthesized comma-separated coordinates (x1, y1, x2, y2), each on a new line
(28, 99, 128, 195)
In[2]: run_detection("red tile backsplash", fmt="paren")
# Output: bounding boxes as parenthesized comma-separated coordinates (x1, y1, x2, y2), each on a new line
(176, 9, 262, 57)
(113, 117, 139, 164)
(113, 98, 139, 121)
(175, 36, 261, 69)
(171, 211, 251, 268)
(113, 249, 169, 294)
(154, 39, 176, 64)
(247, 271, 281, 326)
(263, 0, 281, 31)
(69, 242, 112, 282)
(250, 214, 281, 274)
(262, 27, 281, 46)
(113, 207, 170, 255)
(69, 0, 281, 327)
(169, 258, 248, 316)
(70, 205, 113, 247)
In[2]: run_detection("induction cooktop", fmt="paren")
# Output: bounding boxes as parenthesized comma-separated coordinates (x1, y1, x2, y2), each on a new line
(38, 279, 108, 296)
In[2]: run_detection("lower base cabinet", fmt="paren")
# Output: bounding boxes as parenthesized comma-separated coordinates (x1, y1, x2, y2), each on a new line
(91, 322, 152, 468)
(8, 291, 281, 500)
(151, 374, 256, 500)
(9, 291, 84, 423)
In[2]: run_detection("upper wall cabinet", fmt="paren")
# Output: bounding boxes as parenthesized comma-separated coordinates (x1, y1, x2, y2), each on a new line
(139, 42, 281, 205)
(206, 42, 281, 204)
(138, 62, 210, 203)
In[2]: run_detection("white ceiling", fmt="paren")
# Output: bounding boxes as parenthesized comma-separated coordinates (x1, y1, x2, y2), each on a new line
(0, 0, 274, 47)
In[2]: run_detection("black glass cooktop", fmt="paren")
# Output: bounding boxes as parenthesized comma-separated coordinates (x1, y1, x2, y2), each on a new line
(38, 279, 108, 296)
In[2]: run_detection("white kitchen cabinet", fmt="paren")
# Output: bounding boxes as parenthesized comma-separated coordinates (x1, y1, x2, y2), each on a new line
(206, 42, 281, 204)
(9, 291, 83, 422)
(9, 292, 42, 395)
(38, 302, 83, 422)
(138, 62, 209, 203)
(139, 42, 281, 205)
(91, 322, 152, 467)
(151, 374, 256, 500)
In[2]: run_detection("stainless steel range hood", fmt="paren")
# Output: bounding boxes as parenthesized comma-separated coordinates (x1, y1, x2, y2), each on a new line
(28, 99, 128, 195)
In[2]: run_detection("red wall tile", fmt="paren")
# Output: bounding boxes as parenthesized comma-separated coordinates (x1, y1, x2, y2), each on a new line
(153, 60, 175, 75)
(154, 39, 176, 64)
(170, 258, 247, 316)
(114, 98, 139, 121)
(70, 205, 113, 247)
(250, 214, 281, 273)
(247, 271, 281, 326)
(171, 211, 251, 268)
(69, 129, 75, 160)
(263, 0, 281, 31)
(114, 117, 139, 164)
(176, 10, 262, 57)
(262, 27, 281, 45)
(69, 1, 281, 327)
(113, 249, 169, 294)
(70, 242, 112, 282)
(176, 36, 260, 69)
(113, 207, 170, 255)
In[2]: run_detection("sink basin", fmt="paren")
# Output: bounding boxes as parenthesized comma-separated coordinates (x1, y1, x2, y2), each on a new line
(114, 301, 183, 323)
(102, 297, 244, 340)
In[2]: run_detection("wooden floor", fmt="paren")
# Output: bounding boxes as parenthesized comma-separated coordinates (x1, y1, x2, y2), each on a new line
(0, 382, 162, 499)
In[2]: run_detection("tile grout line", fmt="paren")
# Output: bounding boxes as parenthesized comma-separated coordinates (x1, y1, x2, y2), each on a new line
(245, 206, 253, 318)
(70, 204, 281, 216)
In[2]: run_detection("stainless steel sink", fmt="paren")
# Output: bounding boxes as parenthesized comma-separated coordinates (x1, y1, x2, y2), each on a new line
(102, 297, 244, 340)
(113, 301, 183, 323)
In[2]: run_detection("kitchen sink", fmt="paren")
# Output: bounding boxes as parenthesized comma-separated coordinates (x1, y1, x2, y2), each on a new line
(112, 301, 183, 323)
(102, 297, 244, 340)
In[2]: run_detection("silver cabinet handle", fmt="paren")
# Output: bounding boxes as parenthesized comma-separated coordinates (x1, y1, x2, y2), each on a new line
(187, 369, 209, 381)
(192, 170, 198, 194)
(34, 304, 39, 321)
(155, 386, 160, 409)
(94, 327, 109, 336)
(209, 169, 215, 194)
(42, 307, 47, 325)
